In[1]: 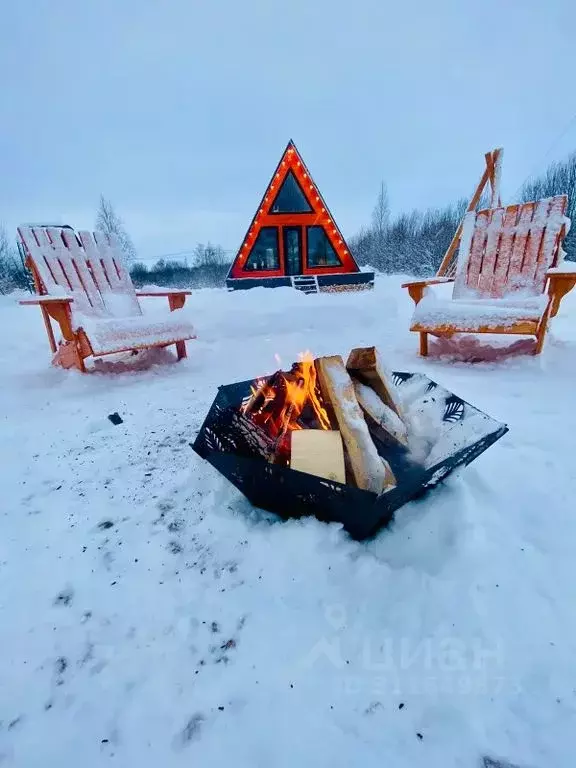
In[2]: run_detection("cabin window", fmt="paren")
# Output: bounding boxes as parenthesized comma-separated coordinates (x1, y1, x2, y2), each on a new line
(307, 226, 341, 267)
(244, 227, 280, 271)
(270, 171, 312, 214)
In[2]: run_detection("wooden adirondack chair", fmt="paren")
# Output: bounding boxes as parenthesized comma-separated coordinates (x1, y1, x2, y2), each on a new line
(402, 150, 576, 356)
(18, 225, 196, 372)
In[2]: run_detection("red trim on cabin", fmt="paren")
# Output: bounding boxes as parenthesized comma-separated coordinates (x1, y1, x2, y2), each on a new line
(229, 141, 360, 280)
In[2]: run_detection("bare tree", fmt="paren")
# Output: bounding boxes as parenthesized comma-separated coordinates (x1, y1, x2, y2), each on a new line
(95, 195, 137, 263)
(195, 243, 228, 268)
(350, 194, 469, 277)
(371, 181, 390, 239)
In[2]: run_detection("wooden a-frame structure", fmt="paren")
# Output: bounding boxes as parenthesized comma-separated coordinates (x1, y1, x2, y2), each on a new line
(227, 140, 374, 294)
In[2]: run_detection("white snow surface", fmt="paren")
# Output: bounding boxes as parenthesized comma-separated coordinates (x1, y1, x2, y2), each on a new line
(2, 275, 576, 768)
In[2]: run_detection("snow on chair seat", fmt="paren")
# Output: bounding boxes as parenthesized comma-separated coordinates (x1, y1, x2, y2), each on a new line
(18, 224, 195, 372)
(412, 295, 548, 333)
(81, 313, 196, 356)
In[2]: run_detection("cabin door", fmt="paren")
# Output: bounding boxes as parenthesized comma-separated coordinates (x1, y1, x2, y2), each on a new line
(283, 227, 303, 276)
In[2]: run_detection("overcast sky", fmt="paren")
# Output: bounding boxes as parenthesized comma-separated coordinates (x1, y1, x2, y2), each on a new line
(2, 0, 576, 260)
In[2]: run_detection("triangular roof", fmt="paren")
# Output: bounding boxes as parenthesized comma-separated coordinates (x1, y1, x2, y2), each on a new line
(229, 140, 359, 279)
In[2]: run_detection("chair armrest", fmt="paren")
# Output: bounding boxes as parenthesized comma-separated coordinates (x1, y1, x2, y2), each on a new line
(136, 290, 192, 297)
(547, 266, 576, 277)
(136, 289, 191, 312)
(19, 296, 74, 306)
(546, 269, 576, 317)
(402, 277, 454, 305)
(401, 277, 455, 289)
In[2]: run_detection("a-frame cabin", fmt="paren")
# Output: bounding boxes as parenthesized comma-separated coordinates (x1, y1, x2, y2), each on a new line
(227, 141, 374, 294)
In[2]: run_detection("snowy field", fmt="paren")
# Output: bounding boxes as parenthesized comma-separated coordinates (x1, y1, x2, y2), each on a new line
(2, 276, 576, 768)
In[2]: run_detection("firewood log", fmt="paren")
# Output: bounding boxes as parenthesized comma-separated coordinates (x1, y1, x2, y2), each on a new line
(231, 410, 276, 460)
(352, 380, 408, 446)
(314, 355, 396, 493)
(290, 430, 346, 483)
(346, 347, 404, 418)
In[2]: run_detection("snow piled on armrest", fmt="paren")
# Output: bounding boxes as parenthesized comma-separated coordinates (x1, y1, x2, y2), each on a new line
(548, 262, 576, 275)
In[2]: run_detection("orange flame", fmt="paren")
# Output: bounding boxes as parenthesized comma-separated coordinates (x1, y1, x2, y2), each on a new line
(242, 352, 330, 441)
(293, 351, 331, 431)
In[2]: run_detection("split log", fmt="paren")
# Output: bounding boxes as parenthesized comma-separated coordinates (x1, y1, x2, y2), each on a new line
(314, 355, 396, 493)
(241, 370, 287, 419)
(352, 380, 408, 446)
(346, 347, 404, 418)
(290, 430, 346, 483)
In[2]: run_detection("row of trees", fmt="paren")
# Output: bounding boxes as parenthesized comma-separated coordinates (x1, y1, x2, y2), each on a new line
(0, 197, 230, 293)
(0, 195, 139, 294)
(348, 183, 470, 276)
(2, 151, 576, 293)
(349, 151, 576, 275)
(130, 244, 229, 289)
(519, 153, 576, 258)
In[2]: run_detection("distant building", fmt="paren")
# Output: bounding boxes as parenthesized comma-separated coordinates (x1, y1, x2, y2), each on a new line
(227, 141, 374, 294)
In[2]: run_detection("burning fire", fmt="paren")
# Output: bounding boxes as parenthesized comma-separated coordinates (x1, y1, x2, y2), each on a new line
(242, 352, 331, 444)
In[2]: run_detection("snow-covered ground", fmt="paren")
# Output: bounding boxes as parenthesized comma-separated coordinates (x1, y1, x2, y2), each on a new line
(2, 277, 576, 768)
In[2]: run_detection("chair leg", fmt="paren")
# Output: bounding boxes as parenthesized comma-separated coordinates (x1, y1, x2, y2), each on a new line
(175, 340, 187, 360)
(534, 307, 553, 355)
(534, 326, 547, 355)
(53, 340, 86, 372)
(419, 332, 429, 357)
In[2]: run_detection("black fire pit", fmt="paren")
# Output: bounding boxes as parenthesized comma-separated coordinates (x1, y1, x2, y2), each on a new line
(192, 371, 508, 540)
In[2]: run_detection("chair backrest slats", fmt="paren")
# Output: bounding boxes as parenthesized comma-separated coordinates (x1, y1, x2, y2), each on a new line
(18, 225, 142, 319)
(453, 195, 568, 299)
(19, 227, 63, 292)
(477, 208, 504, 295)
(465, 210, 490, 293)
(492, 204, 520, 295)
(78, 231, 141, 317)
(46, 227, 107, 316)
(506, 202, 535, 291)
(79, 230, 123, 291)
(533, 195, 567, 290)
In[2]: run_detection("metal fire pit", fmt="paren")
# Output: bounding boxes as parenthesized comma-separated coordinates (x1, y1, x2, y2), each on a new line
(192, 371, 508, 540)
